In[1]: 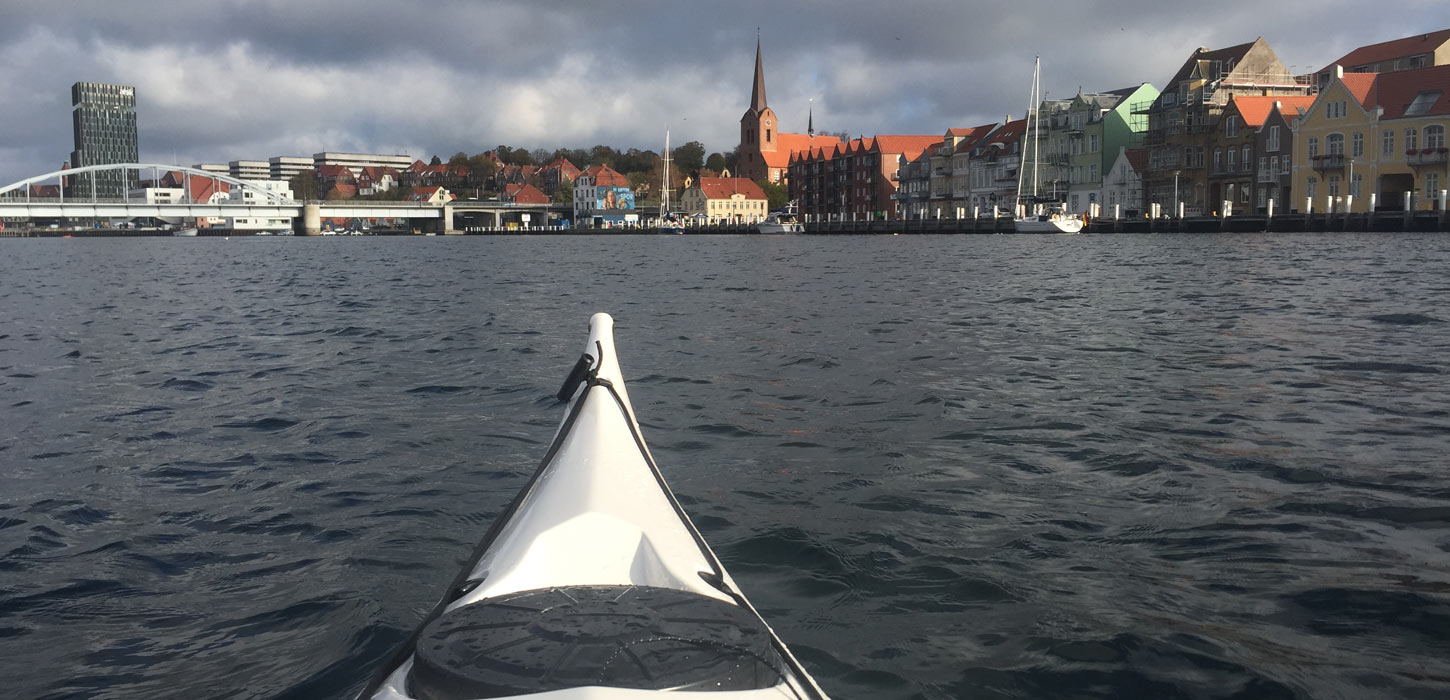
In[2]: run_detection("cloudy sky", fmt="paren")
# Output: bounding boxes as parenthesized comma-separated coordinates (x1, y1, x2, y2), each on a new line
(2, 0, 1447, 184)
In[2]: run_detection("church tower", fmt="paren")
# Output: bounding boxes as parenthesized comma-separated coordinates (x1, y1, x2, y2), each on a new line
(738, 39, 778, 182)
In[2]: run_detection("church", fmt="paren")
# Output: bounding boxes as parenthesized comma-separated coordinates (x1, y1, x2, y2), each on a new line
(736, 41, 841, 184)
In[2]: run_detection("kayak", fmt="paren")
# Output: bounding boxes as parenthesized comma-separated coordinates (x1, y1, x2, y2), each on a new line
(358, 313, 831, 699)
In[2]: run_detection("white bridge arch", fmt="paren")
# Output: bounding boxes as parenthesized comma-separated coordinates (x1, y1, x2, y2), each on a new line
(0, 162, 292, 204)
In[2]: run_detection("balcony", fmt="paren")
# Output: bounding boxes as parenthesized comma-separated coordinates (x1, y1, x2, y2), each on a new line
(1311, 154, 1346, 170)
(1407, 148, 1449, 167)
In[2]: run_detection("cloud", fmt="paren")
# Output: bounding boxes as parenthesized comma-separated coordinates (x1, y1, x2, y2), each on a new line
(2, 0, 1447, 186)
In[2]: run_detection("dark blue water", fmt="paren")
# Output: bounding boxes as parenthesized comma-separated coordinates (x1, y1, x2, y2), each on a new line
(2, 234, 1448, 700)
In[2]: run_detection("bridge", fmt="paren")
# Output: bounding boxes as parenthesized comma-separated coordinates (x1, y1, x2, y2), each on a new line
(0, 162, 571, 234)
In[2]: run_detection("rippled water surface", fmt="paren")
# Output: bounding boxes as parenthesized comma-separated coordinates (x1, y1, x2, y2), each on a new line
(2, 234, 1449, 700)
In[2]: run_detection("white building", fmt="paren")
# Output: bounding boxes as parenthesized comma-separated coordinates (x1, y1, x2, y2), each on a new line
(224, 180, 295, 231)
(270, 156, 312, 181)
(313, 152, 413, 177)
(1102, 146, 1147, 217)
(229, 160, 270, 180)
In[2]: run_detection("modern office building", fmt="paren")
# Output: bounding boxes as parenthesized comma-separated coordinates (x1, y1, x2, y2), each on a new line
(70, 81, 140, 198)
(229, 160, 270, 180)
(312, 152, 413, 177)
(270, 156, 312, 181)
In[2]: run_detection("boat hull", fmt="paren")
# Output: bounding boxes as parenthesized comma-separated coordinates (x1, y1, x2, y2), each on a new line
(1014, 216, 1083, 234)
(360, 314, 828, 700)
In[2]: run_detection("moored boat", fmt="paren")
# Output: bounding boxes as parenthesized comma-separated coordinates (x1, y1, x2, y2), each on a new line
(358, 313, 830, 700)
(172, 227, 198, 237)
(755, 203, 804, 234)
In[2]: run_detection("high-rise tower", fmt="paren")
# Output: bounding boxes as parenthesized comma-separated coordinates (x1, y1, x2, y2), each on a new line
(70, 81, 139, 198)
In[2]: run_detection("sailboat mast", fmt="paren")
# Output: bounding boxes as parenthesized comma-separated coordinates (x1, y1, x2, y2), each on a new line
(1031, 57, 1041, 200)
(661, 129, 670, 220)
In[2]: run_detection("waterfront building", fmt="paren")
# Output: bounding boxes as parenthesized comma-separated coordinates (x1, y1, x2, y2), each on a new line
(313, 152, 413, 177)
(680, 177, 768, 223)
(1315, 28, 1450, 91)
(1207, 95, 1317, 213)
(229, 160, 270, 181)
(1047, 84, 1159, 214)
(225, 180, 294, 230)
(1102, 146, 1148, 215)
(737, 40, 841, 184)
(70, 81, 139, 198)
(894, 144, 937, 219)
(1253, 97, 1316, 209)
(316, 165, 356, 198)
(194, 163, 229, 175)
(786, 134, 939, 220)
(1292, 64, 1450, 214)
(945, 125, 1002, 216)
(963, 119, 1027, 214)
(1034, 99, 1074, 204)
(1138, 39, 1310, 215)
(573, 165, 636, 227)
(270, 156, 312, 181)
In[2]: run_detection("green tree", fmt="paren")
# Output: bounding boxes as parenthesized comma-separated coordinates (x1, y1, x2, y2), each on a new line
(723, 146, 739, 175)
(429, 154, 442, 166)
(289, 169, 319, 201)
(466, 153, 498, 180)
(448, 151, 469, 166)
(553, 178, 573, 203)
(705, 152, 727, 173)
(672, 140, 705, 175)
(757, 179, 788, 210)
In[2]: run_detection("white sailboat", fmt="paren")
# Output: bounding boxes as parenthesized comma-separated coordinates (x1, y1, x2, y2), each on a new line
(1015, 57, 1084, 234)
(660, 130, 683, 233)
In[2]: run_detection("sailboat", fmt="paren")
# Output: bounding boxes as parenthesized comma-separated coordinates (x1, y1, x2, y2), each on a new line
(660, 130, 684, 234)
(1015, 57, 1084, 234)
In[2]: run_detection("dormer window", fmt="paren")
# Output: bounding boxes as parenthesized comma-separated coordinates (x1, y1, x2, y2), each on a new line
(1405, 90, 1443, 117)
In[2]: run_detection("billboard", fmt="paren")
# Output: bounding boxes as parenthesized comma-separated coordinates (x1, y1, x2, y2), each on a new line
(595, 186, 634, 210)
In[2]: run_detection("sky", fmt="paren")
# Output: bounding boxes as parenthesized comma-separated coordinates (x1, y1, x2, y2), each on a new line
(2, 0, 1448, 185)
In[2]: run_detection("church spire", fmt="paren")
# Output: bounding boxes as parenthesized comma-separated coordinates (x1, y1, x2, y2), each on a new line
(750, 37, 768, 113)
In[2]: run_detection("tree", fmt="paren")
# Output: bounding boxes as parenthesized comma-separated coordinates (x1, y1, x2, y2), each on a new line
(466, 153, 498, 180)
(757, 179, 788, 210)
(531, 148, 551, 164)
(429, 154, 442, 166)
(553, 178, 573, 204)
(723, 146, 739, 175)
(705, 152, 727, 173)
(672, 140, 705, 175)
(448, 152, 469, 166)
(289, 169, 319, 201)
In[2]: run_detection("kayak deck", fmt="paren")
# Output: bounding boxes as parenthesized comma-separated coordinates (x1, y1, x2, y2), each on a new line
(361, 314, 828, 699)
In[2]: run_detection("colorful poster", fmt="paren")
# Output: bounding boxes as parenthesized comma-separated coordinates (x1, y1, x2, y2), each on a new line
(596, 187, 634, 210)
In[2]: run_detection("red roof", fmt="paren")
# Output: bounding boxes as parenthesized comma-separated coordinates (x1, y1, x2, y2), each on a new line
(1372, 63, 1450, 119)
(1124, 148, 1148, 173)
(160, 172, 231, 201)
(504, 183, 549, 204)
(1341, 72, 1378, 109)
(952, 123, 1000, 154)
(868, 134, 941, 160)
(764, 132, 843, 168)
(326, 183, 356, 200)
(1229, 95, 1316, 128)
(1322, 28, 1450, 74)
(983, 119, 1028, 149)
(580, 165, 629, 187)
(317, 164, 353, 179)
(694, 177, 766, 200)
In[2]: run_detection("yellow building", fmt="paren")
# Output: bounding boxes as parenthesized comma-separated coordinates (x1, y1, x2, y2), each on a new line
(1293, 65, 1450, 213)
(681, 178, 769, 223)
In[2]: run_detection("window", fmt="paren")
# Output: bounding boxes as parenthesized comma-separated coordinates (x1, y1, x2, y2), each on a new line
(1406, 91, 1444, 117)
(1242, 145, 1252, 171)
(1427, 125, 1446, 149)
(1428, 172, 1442, 202)
(1240, 185, 1250, 203)
(1406, 128, 1419, 150)
(1258, 186, 1267, 208)
(1308, 137, 1319, 158)
(1351, 173, 1362, 197)
(1383, 129, 1395, 155)
(1259, 156, 1268, 177)
(1227, 148, 1237, 170)
(1307, 176, 1318, 200)
(1352, 133, 1363, 157)
(1328, 174, 1340, 196)
(1089, 134, 1099, 153)
(1267, 125, 1281, 152)
(1226, 116, 1239, 137)
(1327, 133, 1345, 155)
(1213, 149, 1222, 172)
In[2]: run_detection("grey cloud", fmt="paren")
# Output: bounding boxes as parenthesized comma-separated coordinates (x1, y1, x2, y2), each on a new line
(2, 0, 1447, 186)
